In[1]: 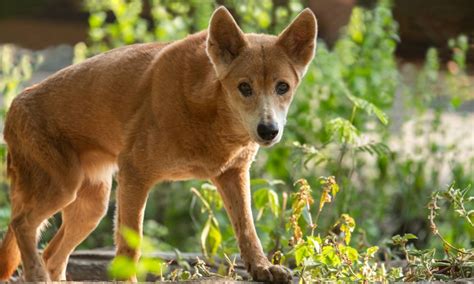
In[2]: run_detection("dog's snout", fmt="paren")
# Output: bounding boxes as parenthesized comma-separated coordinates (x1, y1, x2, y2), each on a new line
(257, 122, 279, 141)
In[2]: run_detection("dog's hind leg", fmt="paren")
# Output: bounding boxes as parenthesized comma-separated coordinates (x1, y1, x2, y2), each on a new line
(10, 182, 80, 281)
(8, 155, 83, 281)
(43, 179, 111, 280)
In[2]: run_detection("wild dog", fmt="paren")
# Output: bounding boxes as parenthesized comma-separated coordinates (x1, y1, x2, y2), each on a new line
(0, 6, 317, 282)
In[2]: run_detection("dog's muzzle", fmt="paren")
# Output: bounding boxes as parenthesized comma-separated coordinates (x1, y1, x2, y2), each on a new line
(257, 122, 279, 142)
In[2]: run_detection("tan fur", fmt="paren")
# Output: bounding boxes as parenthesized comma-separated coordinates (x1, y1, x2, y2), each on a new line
(0, 7, 317, 282)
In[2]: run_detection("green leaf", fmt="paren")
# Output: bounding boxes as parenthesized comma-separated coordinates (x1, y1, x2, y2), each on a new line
(251, 178, 270, 186)
(191, 188, 208, 210)
(403, 233, 418, 240)
(294, 243, 312, 266)
(257, 11, 271, 28)
(450, 95, 462, 109)
(200, 217, 211, 256)
(306, 236, 322, 254)
(335, 214, 356, 245)
(253, 188, 280, 217)
(348, 7, 365, 44)
(319, 246, 341, 266)
(268, 189, 280, 217)
(208, 219, 222, 256)
(355, 141, 391, 157)
(344, 91, 389, 125)
(326, 118, 360, 144)
(253, 188, 269, 210)
(366, 246, 379, 257)
(108, 255, 136, 279)
(341, 245, 359, 262)
(121, 227, 141, 250)
(89, 11, 106, 28)
(330, 181, 339, 198)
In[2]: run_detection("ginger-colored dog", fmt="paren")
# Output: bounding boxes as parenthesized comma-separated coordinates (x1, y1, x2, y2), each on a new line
(0, 7, 317, 282)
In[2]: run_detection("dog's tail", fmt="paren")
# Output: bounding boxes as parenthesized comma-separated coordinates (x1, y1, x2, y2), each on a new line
(0, 153, 21, 280)
(0, 225, 20, 280)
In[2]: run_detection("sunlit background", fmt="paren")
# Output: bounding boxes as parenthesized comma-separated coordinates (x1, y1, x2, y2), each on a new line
(0, 0, 473, 281)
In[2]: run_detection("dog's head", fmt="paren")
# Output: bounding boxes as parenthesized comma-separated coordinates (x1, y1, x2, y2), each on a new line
(206, 7, 317, 147)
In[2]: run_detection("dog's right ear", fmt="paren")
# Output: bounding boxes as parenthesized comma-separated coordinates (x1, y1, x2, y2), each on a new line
(206, 7, 248, 75)
(276, 8, 317, 77)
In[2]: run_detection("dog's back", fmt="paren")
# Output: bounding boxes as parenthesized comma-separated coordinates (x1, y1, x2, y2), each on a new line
(5, 42, 164, 155)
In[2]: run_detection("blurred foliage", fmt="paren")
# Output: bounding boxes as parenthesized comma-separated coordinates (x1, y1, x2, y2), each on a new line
(0, 45, 43, 111)
(0, 0, 473, 281)
(109, 227, 167, 281)
(78, 0, 304, 57)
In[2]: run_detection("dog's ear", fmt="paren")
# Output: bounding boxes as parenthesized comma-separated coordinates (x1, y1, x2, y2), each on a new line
(276, 8, 317, 76)
(206, 7, 248, 74)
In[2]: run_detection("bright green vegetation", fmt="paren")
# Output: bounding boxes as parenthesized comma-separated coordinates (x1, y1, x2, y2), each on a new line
(1, 0, 473, 282)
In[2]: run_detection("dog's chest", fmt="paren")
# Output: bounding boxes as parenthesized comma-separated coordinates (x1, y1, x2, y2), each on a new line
(161, 139, 249, 180)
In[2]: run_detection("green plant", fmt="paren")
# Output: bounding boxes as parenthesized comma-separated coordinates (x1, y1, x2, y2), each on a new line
(389, 184, 473, 281)
(109, 227, 167, 281)
(278, 178, 399, 282)
(190, 183, 223, 258)
(0, 45, 43, 111)
(84, 0, 214, 54)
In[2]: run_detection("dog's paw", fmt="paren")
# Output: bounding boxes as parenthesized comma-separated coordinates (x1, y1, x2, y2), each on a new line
(250, 263, 292, 283)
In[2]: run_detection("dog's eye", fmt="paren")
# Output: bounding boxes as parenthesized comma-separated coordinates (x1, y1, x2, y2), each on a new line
(238, 82, 253, 97)
(275, 82, 289, 95)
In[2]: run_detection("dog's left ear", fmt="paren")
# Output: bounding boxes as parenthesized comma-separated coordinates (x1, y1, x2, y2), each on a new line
(207, 6, 248, 75)
(276, 8, 318, 76)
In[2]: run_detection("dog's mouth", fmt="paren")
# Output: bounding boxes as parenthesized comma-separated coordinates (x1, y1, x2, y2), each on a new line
(258, 140, 276, 147)
(252, 136, 280, 147)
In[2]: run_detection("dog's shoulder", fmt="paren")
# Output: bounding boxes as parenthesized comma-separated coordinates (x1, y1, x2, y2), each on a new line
(149, 31, 208, 69)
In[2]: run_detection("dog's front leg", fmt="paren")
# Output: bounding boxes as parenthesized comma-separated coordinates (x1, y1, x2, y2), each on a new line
(212, 168, 292, 283)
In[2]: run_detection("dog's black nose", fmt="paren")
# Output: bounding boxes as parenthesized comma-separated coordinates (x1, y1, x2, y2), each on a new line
(257, 122, 279, 141)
